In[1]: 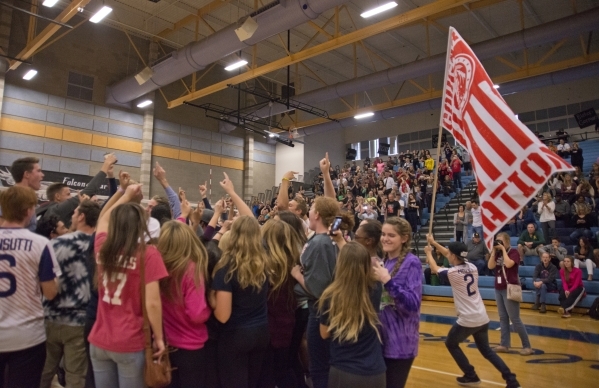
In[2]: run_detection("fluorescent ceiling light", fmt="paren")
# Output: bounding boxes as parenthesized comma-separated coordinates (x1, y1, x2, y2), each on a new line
(354, 112, 375, 119)
(361, 2, 398, 18)
(493, 84, 500, 89)
(137, 100, 153, 108)
(90, 6, 112, 23)
(224, 60, 248, 71)
(42, 0, 59, 7)
(268, 133, 275, 138)
(23, 70, 37, 80)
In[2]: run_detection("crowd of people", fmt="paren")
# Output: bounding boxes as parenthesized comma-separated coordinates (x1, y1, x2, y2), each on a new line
(0, 138, 591, 388)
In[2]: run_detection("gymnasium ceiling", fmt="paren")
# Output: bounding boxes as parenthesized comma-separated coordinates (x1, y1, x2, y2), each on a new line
(7, 0, 599, 132)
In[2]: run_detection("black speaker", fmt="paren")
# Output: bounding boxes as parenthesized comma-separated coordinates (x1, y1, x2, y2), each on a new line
(346, 149, 357, 160)
(431, 134, 447, 148)
(378, 143, 390, 156)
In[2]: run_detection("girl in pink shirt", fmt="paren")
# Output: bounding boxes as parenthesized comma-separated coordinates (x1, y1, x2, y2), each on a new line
(157, 221, 211, 387)
(558, 256, 586, 318)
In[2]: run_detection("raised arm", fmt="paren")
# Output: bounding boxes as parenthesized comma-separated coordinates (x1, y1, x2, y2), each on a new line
(153, 162, 181, 218)
(320, 153, 336, 199)
(424, 245, 441, 274)
(98, 170, 130, 220)
(426, 234, 450, 258)
(219, 172, 253, 217)
(277, 171, 298, 211)
(198, 182, 212, 210)
(97, 182, 141, 235)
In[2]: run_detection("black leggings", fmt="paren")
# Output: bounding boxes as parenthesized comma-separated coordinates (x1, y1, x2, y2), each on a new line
(289, 307, 309, 388)
(217, 324, 269, 388)
(456, 231, 463, 242)
(169, 346, 208, 388)
(559, 286, 586, 312)
(384, 357, 414, 388)
(0, 342, 46, 388)
(328, 367, 385, 388)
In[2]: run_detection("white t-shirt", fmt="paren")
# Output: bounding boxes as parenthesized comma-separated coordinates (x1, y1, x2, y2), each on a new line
(398, 199, 405, 217)
(0, 227, 59, 351)
(445, 263, 490, 328)
(538, 201, 556, 222)
(385, 177, 395, 190)
(471, 207, 482, 227)
(557, 143, 571, 151)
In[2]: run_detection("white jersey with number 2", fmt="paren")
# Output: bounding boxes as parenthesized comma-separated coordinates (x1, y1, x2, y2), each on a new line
(446, 262, 490, 327)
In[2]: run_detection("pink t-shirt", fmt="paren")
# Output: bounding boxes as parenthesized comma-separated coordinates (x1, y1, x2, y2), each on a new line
(88, 232, 168, 353)
(377, 163, 385, 175)
(161, 263, 211, 350)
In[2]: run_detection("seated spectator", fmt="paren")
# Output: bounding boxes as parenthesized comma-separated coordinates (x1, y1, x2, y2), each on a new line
(547, 141, 557, 154)
(561, 174, 577, 203)
(465, 232, 490, 275)
(423, 244, 451, 286)
(538, 237, 568, 268)
(571, 194, 592, 216)
(517, 223, 544, 260)
(556, 139, 571, 158)
(532, 252, 558, 314)
(570, 207, 595, 242)
(558, 257, 586, 318)
(442, 175, 454, 197)
(515, 206, 535, 236)
(574, 237, 594, 280)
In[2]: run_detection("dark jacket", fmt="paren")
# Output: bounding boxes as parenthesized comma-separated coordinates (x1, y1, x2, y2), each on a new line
(533, 262, 558, 287)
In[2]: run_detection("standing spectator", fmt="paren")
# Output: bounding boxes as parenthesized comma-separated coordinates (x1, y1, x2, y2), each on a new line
(558, 257, 586, 318)
(538, 237, 568, 268)
(471, 201, 483, 238)
(424, 243, 521, 388)
(488, 233, 533, 356)
(0, 157, 45, 230)
(385, 192, 402, 219)
(450, 155, 463, 190)
(574, 237, 597, 281)
(532, 252, 558, 314)
(424, 154, 435, 173)
(538, 192, 556, 242)
(0, 186, 59, 387)
(570, 142, 583, 172)
(88, 184, 168, 388)
(462, 149, 472, 176)
(372, 218, 422, 388)
(40, 200, 100, 388)
(405, 193, 420, 233)
(318, 242, 385, 388)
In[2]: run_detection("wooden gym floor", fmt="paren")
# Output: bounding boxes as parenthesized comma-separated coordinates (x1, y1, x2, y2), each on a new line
(409, 301, 599, 387)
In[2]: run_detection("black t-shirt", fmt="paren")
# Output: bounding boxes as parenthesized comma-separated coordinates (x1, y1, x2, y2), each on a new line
(386, 201, 401, 217)
(320, 282, 385, 376)
(212, 265, 268, 331)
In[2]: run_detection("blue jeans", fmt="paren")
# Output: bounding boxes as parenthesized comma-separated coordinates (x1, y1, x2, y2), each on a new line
(453, 171, 463, 189)
(465, 225, 473, 244)
(307, 302, 330, 388)
(471, 259, 489, 276)
(90, 344, 145, 388)
(472, 226, 483, 239)
(445, 323, 517, 384)
(495, 289, 531, 349)
(535, 282, 557, 303)
(570, 228, 595, 243)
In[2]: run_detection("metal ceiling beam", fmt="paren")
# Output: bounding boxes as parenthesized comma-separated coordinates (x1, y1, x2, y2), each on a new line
(521, 0, 542, 25)
(167, 0, 477, 108)
(464, 4, 499, 38)
(290, 53, 599, 129)
(9, 0, 90, 70)
(156, 0, 232, 39)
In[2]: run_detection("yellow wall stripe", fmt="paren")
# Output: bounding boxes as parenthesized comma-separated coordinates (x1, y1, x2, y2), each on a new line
(0, 116, 244, 170)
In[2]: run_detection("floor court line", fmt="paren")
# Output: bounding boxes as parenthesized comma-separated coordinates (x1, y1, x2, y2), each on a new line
(411, 366, 505, 386)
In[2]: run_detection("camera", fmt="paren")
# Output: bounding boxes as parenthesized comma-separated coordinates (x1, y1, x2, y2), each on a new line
(494, 240, 504, 247)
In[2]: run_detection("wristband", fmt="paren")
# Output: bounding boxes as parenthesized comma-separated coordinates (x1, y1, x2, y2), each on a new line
(282, 178, 290, 181)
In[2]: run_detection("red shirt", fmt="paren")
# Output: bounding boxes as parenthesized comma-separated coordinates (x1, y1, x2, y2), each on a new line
(493, 248, 520, 290)
(88, 232, 168, 353)
(451, 159, 462, 173)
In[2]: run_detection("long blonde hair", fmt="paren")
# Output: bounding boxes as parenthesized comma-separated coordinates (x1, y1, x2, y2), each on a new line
(157, 221, 209, 302)
(262, 219, 300, 292)
(318, 242, 381, 343)
(213, 215, 267, 290)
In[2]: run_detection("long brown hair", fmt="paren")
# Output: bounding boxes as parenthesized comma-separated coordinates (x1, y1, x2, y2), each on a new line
(261, 219, 300, 292)
(157, 221, 209, 302)
(98, 203, 149, 280)
(318, 242, 380, 343)
(213, 216, 267, 290)
(383, 217, 412, 277)
(563, 256, 573, 283)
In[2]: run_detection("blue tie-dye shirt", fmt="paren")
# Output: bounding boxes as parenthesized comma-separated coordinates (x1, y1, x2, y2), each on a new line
(43, 231, 93, 326)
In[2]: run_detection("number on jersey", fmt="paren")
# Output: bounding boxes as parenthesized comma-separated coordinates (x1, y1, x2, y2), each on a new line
(464, 274, 476, 297)
(102, 272, 128, 305)
(0, 254, 17, 298)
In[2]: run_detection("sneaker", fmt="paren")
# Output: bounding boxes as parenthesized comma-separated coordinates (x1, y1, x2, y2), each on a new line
(506, 380, 522, 388)
(519, 347, 534, 356)
(457, 375, 481, 386)
(540, 304, 546, 314)
(493, 345, 509, 353)
(557, 307, 565, 315)
(562, 313, 571, 318)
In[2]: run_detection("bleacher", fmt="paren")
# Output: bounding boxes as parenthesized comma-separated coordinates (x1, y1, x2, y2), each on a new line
(422, 138, 599, 311)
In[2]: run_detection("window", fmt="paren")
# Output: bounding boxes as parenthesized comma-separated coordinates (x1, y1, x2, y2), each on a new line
(67, 71, 94, 101)
(369, 139, 379, 158)
(389, 136, 397, 155)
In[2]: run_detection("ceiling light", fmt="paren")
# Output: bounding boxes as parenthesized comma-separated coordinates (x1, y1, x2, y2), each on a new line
(42, 0, 59, 7)
(137, 100, 152, 108)
(90, 6, 112, 23)
(225, 60, 248, 71)
(493, 84, 500, 89)
(354, 112, 375, 119)
(361, 2, 398, 18)
(23, 70, 37, 80)
(268, 133, 275, 138)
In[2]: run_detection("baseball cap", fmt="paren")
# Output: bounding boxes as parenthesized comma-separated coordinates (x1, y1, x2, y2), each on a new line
(447, 242, 468, 260)
(201, 209, 215, 223)
(472, 232, 481, 238)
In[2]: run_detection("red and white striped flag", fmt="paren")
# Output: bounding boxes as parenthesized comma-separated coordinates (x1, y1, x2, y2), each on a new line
(440, 28, 573, 249)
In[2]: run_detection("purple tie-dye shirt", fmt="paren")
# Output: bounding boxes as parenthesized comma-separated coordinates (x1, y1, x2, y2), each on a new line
(379, 252, 422, 359)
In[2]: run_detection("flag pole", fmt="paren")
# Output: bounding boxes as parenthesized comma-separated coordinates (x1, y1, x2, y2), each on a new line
(428, 27, 455, 238)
